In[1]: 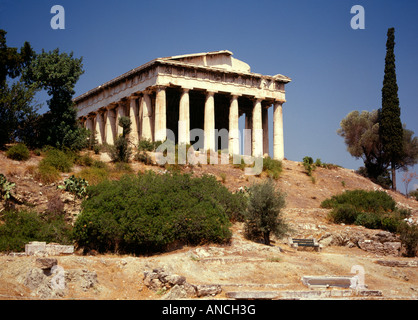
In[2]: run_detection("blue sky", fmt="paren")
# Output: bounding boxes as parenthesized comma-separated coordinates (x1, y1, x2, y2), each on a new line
(1, 0, 417, 193)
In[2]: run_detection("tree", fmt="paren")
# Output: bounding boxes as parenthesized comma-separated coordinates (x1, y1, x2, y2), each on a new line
(402, 171, 417, 196)
(338, 110, 387, 181)
(380, 28, 404, 190)
(23, 48, 88, 150)
(244, 179, 288, 245)
(338, 110, 418, 188)
(0, 29, 38, 147)
(0, 82, 40, 147)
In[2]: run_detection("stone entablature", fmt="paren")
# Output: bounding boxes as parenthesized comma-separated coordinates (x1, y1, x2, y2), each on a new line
(74, 50, 291, 160)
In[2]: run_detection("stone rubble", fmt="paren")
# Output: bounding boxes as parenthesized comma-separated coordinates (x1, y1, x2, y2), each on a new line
(143, 268, 221, 299)
(24, 258, 98, 298)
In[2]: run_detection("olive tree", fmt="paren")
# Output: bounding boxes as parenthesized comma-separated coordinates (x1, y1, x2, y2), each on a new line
(244, 179, 288, 245)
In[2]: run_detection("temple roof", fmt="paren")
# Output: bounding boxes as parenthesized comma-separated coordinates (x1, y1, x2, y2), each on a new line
(73, 50, 291, 103)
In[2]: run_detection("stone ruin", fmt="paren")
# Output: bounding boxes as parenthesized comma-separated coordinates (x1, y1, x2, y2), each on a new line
(25, 241, 74, 256)
(143, 268, 221, 299)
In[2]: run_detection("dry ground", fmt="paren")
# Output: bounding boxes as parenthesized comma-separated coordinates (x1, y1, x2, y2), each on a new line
(0, 150, 417, 300)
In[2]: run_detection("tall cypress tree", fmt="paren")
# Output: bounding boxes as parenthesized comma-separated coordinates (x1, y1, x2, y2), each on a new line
(380, 27, 403, 190)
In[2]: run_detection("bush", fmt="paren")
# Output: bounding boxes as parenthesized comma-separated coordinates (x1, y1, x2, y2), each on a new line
(262, 157, 282, 179)
(76, 167, 109, 185)
(322, 189, 415, 250)
(321, 189, 396, 213)
(409, 189, 418, 201)
(35, 162, 61, 183)
(135, 150, 153, 165)
(302, 156, 314, 176)
(40, 148, 73, 172)
(354, 212, 382, 229)
(72, 172, 242, 254)
(0, 210, 72, 252)
(109, 117, 132, 163)
(244, 179, 288, 245)
(327, 204, 359, 224)
(398, 223, 418, 257)
(76, 154, 94, 167)
(110, 136, 132, 163)
(138, 138, 156, 152)
(6, 143, 30, 161)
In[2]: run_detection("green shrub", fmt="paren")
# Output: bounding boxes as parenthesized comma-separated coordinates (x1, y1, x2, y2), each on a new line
(58, 175, 89, 198)
(263, 157, 282, 179)
(327, 204, 359, 224)
(93, 144, 101, 155)
(6, 143, 30, 161)
(322, 189, 412, 240)
(398, 223, 418, 257)
(0, 173, 16, 201)
(40, 148, 73, 172)
(92, 160, 107, 169)
(244, 179, 288, 245)
(72, 172, 242, 254)
(110, 136, 131, 163)
(0, 210, 72, 252)
(354, 212, 382, 229)
(135, 150, 153, 165)
(409, 189, 418, 201)
(109, 117, 132, 163)
(321, 189, 396, 213)
(138, 138, 156, 152)
(76, 154, 94, 167)
(302, 156, 314, 176)
(381, 214, 402, 233)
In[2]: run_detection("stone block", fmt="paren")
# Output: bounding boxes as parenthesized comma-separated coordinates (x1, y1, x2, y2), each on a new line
(35, 258, 58, 270)
(195, 284, 222, 297)
(24, 242, 74, 256)
(25, 242, 47, 255)
(301, 275, 359, 289)
(226, 291, 279, 300)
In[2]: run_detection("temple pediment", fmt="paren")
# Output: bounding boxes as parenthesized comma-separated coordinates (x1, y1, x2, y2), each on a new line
(163, 50, 251, 73)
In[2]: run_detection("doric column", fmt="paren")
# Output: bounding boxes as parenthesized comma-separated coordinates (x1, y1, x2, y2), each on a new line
(86, 116, 94, 133)
(262, 106, 269, 156)
(137, 96, 143, 139)
(115, 102, 125, 137)
(204, 91, 215, 152)
(154, 86, 166, 142)
(105, 106, 116, 144)
(244, 113, 252, 156)
(141, 93, 153, 141)
(96, 111, 106, 144)
(129, 96, 139, 146)
(228, 95, 240, 156)
(252, 98, 263, 157)
(178, 88, 190, 145)
(96, 111, 105, 145)
(273, 101, 284, 161)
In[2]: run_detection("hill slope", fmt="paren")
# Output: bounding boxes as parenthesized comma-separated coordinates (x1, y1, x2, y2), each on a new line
(0, 151, 417, 300)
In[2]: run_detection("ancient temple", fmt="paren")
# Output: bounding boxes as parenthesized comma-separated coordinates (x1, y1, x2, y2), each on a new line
(74, 50, 291, 160)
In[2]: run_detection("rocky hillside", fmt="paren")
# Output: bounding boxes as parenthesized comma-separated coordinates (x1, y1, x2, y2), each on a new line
(0, 150, 417, 300)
